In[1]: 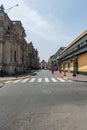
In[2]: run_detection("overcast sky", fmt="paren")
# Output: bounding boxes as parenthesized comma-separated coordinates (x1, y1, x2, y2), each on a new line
(1, 0, 87, 61)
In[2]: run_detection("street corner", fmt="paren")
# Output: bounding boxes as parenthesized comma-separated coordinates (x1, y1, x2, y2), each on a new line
(0, 77, 16, 83)
(0, 75, 32, 83)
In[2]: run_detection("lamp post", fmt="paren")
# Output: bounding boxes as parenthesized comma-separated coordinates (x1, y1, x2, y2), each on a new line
(6, 4, 19, 13)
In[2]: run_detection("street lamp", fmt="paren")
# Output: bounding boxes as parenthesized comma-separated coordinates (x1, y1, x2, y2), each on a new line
(6, 4, 19, 13)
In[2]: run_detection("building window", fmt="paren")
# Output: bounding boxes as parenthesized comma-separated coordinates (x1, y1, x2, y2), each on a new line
(8, 26, 10, 30)
(78, 44, 80, 49)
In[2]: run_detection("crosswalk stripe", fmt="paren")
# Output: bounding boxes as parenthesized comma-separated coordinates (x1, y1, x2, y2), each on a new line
(67, 79, 73, 82)
(51, 77, 57, 82)
(45, 78, 49, 82)
(21, 78, 29, 83)
(5, 77, 74, 84)
(5, 81, 11, 83)
(13, 79, 21, 83)
(38, 78, 42, 82)
(57, 78, 65, 82)
(29, 78, 36, 82)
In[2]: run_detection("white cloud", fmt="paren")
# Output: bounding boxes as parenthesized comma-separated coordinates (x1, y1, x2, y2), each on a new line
(1, 0, 70, 43)
(1, 0, 72, 61)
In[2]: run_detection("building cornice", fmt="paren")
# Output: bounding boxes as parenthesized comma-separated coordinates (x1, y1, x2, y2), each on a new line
(61, 30, 87, 54)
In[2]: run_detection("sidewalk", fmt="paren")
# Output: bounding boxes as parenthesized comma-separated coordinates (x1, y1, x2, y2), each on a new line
(54, 71, 87, 82)
(0, 72, 33, 82)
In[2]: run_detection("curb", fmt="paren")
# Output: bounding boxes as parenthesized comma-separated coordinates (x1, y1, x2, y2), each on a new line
(67, 77, 87, 83)
(0, 75, 32, 82)
(54, 72, 87, 83)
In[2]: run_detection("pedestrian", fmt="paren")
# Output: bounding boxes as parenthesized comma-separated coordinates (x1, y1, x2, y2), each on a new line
(52, 68, 54, 74)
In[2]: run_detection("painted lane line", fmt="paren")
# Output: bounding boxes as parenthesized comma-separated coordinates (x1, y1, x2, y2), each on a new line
(57, 78, 65, 82)
(21, 78, 29, 83)
(38, 78, 42, 82)
(51, 77, 57, 82)
(5, 81, 11, 83)
(67, 79, 73, 82)
(13, 79, 21, 83)
(45, 78, 49, 82)
(29, 78, 36, 82)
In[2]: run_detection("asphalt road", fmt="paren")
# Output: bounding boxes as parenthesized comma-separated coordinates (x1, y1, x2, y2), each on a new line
(0, 70, 87, 130)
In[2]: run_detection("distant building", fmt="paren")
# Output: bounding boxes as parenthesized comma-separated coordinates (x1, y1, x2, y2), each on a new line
(40, 60, 47, 69)
(48, 47, 65, 70)
(27, 42, 39, 70)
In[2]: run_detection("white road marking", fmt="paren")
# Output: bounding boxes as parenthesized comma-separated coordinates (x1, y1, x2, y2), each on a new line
(13, 79, 21, 83)
(5, 77, 74, 84)
(51, 77, 57, 82)
(29, 78, 36, 82)
(38, 78, 42, 82)
(5, 81, 11, 83)
(45, 78, 49, 82)
(57, 78, 65, 82)
(67, 79, 73, 82)
(21, 78, 29, 83)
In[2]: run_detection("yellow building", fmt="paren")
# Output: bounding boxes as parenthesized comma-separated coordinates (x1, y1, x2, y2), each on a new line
(59, 30, 87, 76)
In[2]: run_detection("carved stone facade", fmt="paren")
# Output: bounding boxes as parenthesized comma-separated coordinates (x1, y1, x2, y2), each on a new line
(0, 5, 39, 75)
(27, 42, 39, 69)
(40, 60, 47, 69)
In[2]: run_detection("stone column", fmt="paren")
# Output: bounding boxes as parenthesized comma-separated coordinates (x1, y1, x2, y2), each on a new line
(0, 41, 3, 66)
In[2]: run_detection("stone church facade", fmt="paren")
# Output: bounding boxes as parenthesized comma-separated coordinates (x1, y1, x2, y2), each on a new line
(0, 5, 39, 75)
